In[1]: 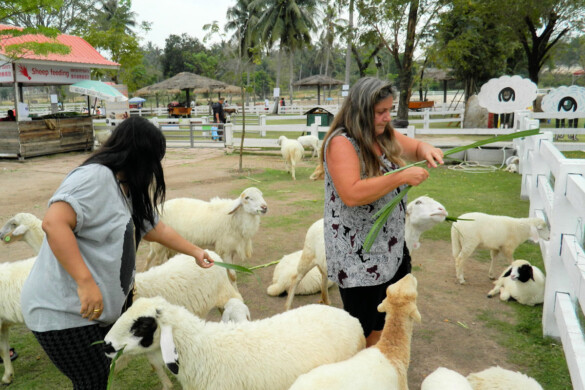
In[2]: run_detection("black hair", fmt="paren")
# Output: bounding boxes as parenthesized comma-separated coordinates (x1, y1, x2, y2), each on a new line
(82, 116, 166, 243)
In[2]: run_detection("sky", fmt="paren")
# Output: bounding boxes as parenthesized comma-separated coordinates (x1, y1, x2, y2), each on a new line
(131, 0, 233, 49)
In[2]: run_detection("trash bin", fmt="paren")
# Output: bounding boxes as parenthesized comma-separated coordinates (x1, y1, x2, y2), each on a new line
(304, 107, 335, 139)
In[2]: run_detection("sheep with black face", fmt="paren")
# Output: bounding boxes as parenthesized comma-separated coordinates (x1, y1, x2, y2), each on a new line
(487, 259, 545, 306)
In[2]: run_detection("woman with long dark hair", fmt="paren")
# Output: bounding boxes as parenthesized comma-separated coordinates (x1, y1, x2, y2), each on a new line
(21, 116, 213, 389)
(313, 77, 443, 347)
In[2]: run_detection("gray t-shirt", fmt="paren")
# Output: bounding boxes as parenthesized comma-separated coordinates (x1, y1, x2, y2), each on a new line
(21, 164, 155, 332)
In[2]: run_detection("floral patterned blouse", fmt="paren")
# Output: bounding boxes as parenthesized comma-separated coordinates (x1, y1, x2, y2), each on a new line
(323, 129, 407, 288)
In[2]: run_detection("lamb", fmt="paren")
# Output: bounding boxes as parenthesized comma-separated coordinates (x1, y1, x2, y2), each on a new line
(266, 250, 334, 297)
(0, 257, 35, 384)
(103, 296, 365, 390)
(466, 366, 543, 389)
(284, 219, 329, 311)
(221, 297, 251, 322)
(145, 187, 268, 269)
(421, 367, 473, 390)
(297, 134, 319, 158)
(487, 259, 545, 306)
(0, 213, 44, 253)
(450, 212, 549, 284)
(288, 273, 421, 390)
(277, 135, 304, 180)
(405, 196, 448, 252)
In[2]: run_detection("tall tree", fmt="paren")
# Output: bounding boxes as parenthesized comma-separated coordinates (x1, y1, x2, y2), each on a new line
(358, 0, 446, 120)
(160, 33, 207, 77)
(252, 0, 318, 110)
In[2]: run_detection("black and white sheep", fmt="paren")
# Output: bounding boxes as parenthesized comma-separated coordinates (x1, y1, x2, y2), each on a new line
(0, 213, 44, 253)
(145, 187, 268, 269)
(450, 213, 549, 284)
(277, 135, 304, 180)
(487, 259, 545, 306)
(103, 296, 365, 390)
(289, 274, 421, 390)
(297, 135, 320, 158)
(405, 196, 448, 252)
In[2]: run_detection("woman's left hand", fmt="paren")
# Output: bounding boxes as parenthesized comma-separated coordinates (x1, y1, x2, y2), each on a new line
(193, 247, 214, 268)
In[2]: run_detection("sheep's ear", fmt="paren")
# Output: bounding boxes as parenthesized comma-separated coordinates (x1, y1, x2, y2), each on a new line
(228, 197, 243, 215)
(160, 324, 179, 375)
(12, 224, 29, 236)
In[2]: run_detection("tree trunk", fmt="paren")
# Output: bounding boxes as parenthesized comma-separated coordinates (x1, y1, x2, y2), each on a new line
(288, 50, 294, 110)
(272, 47, 283, 114)
(344, 0, 354, 85)
(396, 0, 419, 121)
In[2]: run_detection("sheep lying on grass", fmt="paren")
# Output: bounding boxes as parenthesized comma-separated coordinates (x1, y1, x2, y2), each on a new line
(405, 196, 448, 252)
(487, 259, 545, 306)
(104, 296, 365, 390)
(451, 213, 549, 284)
(297, 135, 319, 158)
(0, 257, 35, 384)
(277, 135, 304, 180)
(145, 187, 267, 269)
(0, 213, 44, 253)
(467, 366, 543, 390)
(289, 274, 420, 390)
(284, 219, 329, 310)
(266, 250, 334, 297)
(421, 367, 473, 390)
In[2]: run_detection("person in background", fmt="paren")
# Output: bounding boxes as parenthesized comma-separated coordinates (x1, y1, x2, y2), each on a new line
(280, 97, 286, 113)
(212, 97, 226, 141)
(312, 77, 443, 347)
(0, 109, 15, 121)
(20, 116, 214, 389)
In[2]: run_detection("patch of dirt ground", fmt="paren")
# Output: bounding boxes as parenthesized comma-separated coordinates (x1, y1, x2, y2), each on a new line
(0, 148, 523, 389)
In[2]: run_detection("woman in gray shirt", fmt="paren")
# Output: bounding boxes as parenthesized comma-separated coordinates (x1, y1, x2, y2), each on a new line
(21, 116, 213, 389)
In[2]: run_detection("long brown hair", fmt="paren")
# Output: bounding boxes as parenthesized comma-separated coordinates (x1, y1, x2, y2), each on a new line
(311, 77, 403, 180)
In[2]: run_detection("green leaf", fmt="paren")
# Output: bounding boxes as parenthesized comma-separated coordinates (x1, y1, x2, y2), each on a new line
(249, 260, 280, 270)
(364, 186, 411, 252)
(214, 261, 254, 274)
(107, 346, 125, 390)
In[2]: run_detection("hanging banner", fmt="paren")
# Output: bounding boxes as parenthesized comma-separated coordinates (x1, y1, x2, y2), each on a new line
(12, 63, 91, 84)
(0, 64, 13, 83)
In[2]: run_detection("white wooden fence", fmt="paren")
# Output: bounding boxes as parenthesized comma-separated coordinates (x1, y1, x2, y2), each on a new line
(516, 111, 585, 390)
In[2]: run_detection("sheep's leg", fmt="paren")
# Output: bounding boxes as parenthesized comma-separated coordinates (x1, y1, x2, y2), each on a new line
(489, 250, 501, 280)
(498, 288, 511, 302)
(487, 279, 504, 298)
(455, 244, 477, 284)
(146, 352, 174, 390)
(317, 265, 330, 306)
(0, 323, 14, 384)
(285, 273, 302, 311)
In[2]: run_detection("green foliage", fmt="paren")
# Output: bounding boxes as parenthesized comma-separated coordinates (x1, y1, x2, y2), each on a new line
(160, 33, 207, 77)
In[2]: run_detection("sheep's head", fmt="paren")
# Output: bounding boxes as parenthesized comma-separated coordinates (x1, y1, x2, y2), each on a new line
(377, 274, 421, 323)
(221, 298, 251, 322)
(529, 218, 549, 242)
(104, 296, 180, 374)
(508, 259, 535, 283)
(406, 196, 448, 228)
(228, 187, 268, 215)
(277, 135, 286, 146)
(0, 213, 39, 244)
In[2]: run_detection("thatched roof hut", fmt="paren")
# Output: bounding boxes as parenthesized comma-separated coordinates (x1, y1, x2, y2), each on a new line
(294, 75, 344, 104)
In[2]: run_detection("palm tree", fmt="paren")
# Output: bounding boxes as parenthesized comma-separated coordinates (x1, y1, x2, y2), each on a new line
(251, 0, 319, 111)
(95, 0, 137, 34)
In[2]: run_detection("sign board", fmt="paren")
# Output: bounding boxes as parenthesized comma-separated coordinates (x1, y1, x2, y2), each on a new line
(342, 91, 349, 97)
(11, 63, 91, 84)
(0, 64, 13, 83)
(273, 87, 280, 97)
(105, 100, 130, 121)
(50, 94, 59, 104)
(342, 84, 349, 90)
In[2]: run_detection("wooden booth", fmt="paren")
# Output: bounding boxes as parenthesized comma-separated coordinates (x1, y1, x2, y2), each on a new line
(0, 25, 120, 159)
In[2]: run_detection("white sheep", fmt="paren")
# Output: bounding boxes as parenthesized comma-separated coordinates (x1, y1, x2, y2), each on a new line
(103, 297, 365, 390)
(94, 129, 111, 147)
(284, 219, 329, 311)
(277, 135, 304, 180)
(504, 156, 520, 173)
(405, 196, 448, 252)
(145, 187, 268, 269)
(221, 297, 251, 322)
(0, 213, 44, 253)
(450, 213, 549, 284)
(466, 366, 543, 389)
(421, 367, 473, 390)
(297, 135, 320, 158)
(487, 259, 545, 306)
(289, 274, 421, 390)
(0, 257, 35, 384)
(266, 250, 334, 297)
(118, 252, 247, 389)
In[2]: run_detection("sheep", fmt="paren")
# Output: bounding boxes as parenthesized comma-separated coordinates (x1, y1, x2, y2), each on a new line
(421, 367, 473, 390)
(297, 135, 320, 158)
(466, 366, 543, 390)
(117, 251, 247, 389)
(288, 273, 421, 390)
(221, 298, 251, 322)
(284, 219, 329, 311)
(94, 129, 111, 147)
(103, 296, 366, 390)
(145, 187, 268, 269)
(0, 257, 35, 384)
(266, 250, 334, 297)
(0, 213, 44, 253)
(405, 196, 448, 252)
(487, 259, 545, 306)
(277, 135, 304, 180)
(450, 213, 549, 284)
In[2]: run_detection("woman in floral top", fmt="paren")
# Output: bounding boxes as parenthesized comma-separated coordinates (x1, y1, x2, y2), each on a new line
(313, 77, 443, 347)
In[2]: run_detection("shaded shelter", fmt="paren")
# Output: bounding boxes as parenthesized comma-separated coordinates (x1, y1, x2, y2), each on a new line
(421, 68, 456, 103)
(293, 75, 344, 105)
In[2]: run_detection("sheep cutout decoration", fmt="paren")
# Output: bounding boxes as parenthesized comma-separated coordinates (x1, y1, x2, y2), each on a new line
(541, 85, 585, 140)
